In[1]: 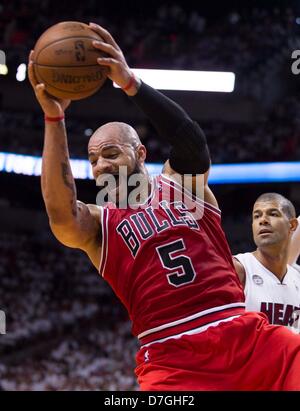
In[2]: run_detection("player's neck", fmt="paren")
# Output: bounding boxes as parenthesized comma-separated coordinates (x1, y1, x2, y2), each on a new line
(253, 247, 289, 282)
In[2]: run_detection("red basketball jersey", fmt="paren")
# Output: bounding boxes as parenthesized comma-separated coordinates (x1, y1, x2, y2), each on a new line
(99, 174, 245, 345)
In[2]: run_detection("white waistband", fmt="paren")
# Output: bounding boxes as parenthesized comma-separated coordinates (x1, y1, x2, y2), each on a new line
(140, 314, 241, 348)
(138, 302, 245, 339)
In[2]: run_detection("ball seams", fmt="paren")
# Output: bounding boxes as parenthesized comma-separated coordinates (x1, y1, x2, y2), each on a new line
(34, 35, 104, 64)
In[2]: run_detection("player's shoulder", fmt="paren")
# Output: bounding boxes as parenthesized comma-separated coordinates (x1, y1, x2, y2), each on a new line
(101, 202, 117, 210)
(289, 263, 300, 277)
(86, 203, 102, 212)
(234, 252, 253, 262)
(233, 253, 257, 280)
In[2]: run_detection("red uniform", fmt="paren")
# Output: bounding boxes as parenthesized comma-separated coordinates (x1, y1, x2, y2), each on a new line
(99, 174, 300, 390)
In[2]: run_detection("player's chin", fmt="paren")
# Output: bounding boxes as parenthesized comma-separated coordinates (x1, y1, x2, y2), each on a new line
(256, 236, 277, 247)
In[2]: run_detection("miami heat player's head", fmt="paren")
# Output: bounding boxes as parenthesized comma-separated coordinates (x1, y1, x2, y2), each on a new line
(252, 193, 298, 249)
(88, 121, 149, 206)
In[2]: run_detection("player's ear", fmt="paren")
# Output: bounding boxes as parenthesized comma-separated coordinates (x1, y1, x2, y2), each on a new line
(290, 217, 298, 233)
(136, 145, 147, 162)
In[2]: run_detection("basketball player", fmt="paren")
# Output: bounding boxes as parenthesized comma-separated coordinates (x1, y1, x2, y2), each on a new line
(27, 23, 300, 390)
(234, 194, 300, 333)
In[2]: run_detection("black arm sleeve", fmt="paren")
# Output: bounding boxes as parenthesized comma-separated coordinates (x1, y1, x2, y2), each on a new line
(130, 81, 210, 175)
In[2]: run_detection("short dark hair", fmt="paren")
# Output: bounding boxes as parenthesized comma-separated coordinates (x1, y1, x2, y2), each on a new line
(254, 193, 296, 219)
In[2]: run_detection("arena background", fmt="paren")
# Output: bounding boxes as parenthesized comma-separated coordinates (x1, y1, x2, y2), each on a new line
(0, 0, 300, 390)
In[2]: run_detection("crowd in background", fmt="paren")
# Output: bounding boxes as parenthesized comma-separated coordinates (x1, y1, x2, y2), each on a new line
(0, 231, 138, 390)
(1, 95, 300, 164)
(0, 217, 252, 390)
(0, 326, 138, 390)
(1, 0, 300, 391)
(1, 2, 299, 100)
(0, 231, 129, 354)
(1, 2, 300, 162)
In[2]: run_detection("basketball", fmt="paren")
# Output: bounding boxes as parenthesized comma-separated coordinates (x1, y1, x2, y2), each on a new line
(32, 21, 108, 100)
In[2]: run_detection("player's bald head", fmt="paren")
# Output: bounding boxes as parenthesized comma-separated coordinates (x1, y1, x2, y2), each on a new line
(89, 121, 141, 149)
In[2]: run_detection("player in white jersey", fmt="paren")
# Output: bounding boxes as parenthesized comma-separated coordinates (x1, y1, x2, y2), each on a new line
(234, 193, 300, 333)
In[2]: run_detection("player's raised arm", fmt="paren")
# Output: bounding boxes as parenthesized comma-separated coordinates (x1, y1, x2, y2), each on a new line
(28, 51, 101, 268)
(89, 23, 214, 203)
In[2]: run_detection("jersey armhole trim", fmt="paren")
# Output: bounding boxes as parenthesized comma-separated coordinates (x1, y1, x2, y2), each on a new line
(234, 254, 248, 294)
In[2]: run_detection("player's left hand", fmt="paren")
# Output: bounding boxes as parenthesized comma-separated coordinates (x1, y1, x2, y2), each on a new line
(89, 22, 140, 94)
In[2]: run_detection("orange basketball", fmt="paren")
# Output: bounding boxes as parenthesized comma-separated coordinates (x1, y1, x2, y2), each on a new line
(33, 21, 108, 100)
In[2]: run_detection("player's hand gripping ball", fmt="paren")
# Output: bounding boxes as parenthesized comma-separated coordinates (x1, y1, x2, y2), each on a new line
(32, 21, 108, 100)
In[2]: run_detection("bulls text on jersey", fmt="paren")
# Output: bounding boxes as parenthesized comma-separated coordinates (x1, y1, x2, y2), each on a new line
(116, 200, 199, 257)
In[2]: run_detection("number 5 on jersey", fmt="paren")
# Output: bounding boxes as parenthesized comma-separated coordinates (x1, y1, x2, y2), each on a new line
(156, 239, 197, 287)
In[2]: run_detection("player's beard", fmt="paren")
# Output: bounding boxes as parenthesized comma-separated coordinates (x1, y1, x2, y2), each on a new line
(97, 163, 147, 208)
(115, 163, 142, 208)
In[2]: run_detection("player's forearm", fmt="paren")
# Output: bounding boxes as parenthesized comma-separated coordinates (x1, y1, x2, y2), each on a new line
(129, 81, 210, 174)
(41, 121, 77, 224)
(129, 80, 192, 139)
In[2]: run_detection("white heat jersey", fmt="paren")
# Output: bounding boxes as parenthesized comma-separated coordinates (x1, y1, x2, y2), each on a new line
(292, 263, 300, 274)
(235, 252, 300, 334)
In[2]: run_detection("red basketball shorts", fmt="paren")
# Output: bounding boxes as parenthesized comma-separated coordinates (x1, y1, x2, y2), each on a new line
(135, 312, 300, 390)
